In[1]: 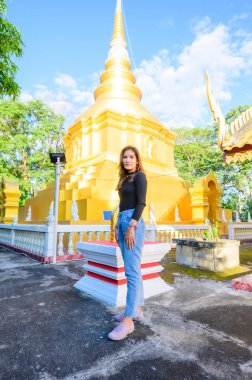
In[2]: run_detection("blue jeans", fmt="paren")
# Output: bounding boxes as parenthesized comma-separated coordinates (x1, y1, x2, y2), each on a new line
(117, 209, 145, 317)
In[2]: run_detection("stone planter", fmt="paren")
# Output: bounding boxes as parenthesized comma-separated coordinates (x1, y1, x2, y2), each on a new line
(173, 238, 240, 272)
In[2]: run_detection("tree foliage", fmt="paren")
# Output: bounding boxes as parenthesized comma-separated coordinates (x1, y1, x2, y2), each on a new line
(0, 0, 24, 99)
(173, 106, 252, 221)
(0, 100, 65, 205)
(174, 124, 222, 184)
(225, 105, 251, 125)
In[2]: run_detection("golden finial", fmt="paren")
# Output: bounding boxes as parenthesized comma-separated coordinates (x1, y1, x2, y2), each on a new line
(108, 0, 128, 61)
(112, 0, 125, 43)
(206, 71, 226, 146)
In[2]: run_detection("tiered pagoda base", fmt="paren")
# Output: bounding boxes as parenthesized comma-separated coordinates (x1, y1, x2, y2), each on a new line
(74, 241, 172, 307)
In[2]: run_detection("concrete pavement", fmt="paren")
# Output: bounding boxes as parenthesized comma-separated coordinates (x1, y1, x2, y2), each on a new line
(0, 246, 251, 380)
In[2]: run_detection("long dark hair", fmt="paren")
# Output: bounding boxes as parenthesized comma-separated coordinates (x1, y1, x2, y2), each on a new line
(116, 146, 145, 190)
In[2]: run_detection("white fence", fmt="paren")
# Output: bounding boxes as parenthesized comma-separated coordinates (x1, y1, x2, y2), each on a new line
(0, 224, 49, 257)
(148, 224, 207, 242)
(0, 222, 208, 262)
(228, 222, 252, 241)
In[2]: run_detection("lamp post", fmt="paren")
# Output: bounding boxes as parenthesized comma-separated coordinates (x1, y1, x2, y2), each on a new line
(49, 153, 66, 264)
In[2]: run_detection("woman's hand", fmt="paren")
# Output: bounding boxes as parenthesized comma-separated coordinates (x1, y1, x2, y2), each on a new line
(125, 226, 136, 249)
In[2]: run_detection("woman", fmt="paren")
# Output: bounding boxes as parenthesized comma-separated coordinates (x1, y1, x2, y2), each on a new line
(108, 146, 147, 341)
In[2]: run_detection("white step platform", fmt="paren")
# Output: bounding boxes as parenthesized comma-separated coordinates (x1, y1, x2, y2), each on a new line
(74, 241, 173, 307)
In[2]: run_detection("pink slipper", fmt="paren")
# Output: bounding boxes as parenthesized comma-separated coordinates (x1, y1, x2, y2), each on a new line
(108, 322, 134, 341)
(114, 309, 144, 322)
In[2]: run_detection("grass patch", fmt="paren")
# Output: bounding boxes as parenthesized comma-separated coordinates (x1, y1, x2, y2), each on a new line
(161, 245, 252, 284)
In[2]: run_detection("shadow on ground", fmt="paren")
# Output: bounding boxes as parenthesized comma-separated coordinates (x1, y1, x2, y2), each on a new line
(0, 247, 251, 380)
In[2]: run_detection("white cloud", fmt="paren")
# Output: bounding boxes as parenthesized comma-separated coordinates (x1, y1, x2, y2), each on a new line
(19, 74, 94, 127)
(55, 92, 68, 101)
(49, 100, 74, 115)
(191, 16, 212, 34)
(71, 89, 93, 104)
(19, 92, 34, 102)
(229, 13, 249, 24)
(19, 17, 252, 130)
(34, 84, 54, 101)
(134, 20, 252, 128)
(54, 73, 77, 89)
(239, 40, 252, 74)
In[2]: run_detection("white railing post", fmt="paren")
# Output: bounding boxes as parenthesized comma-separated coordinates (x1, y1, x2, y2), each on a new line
(148, 226, 156, 242)
(228, 221, 234, 239)
(68, 232, 74, 254)
(11, 228, 15, 246)
(78, 232, 84, 242)
(160, 230, 165, 242)
(44, 221, 55, 258)
(58, 232, 64, 256)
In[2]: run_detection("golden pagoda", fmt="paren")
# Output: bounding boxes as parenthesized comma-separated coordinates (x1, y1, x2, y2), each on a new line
(17, 0, 223, 225)
(206, 71, 252, 164)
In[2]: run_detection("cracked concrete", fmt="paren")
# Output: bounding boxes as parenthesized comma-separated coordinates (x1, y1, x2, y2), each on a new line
(0, 246, 251, 380)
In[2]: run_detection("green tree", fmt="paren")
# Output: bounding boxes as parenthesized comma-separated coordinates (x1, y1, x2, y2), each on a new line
(0, 100, 65, 205)
(173, 105, 252, 221)
(0, 0, 24, 99)
(174, 125, 223, 184)
(225, 105, 251, 124)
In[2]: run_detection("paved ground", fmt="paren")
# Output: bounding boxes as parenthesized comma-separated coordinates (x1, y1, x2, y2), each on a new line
(0, 246, 251, 380)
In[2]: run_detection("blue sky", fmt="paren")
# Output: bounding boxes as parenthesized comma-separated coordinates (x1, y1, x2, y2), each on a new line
(6, 0, 252, 129)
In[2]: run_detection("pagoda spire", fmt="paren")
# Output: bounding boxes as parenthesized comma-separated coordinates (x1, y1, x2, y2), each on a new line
(76, 0, 168, 137)
(94, 0, 142, 102)
(111, 0, 126, 47)
(108, 0, 128, 61)
(116, 0, 122, 11)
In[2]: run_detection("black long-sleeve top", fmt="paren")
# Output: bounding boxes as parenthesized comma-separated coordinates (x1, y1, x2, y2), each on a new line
(118, 171, 147, 221)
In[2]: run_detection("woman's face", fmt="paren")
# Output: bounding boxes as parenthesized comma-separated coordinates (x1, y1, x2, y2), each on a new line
(122, 149, 138, 173)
